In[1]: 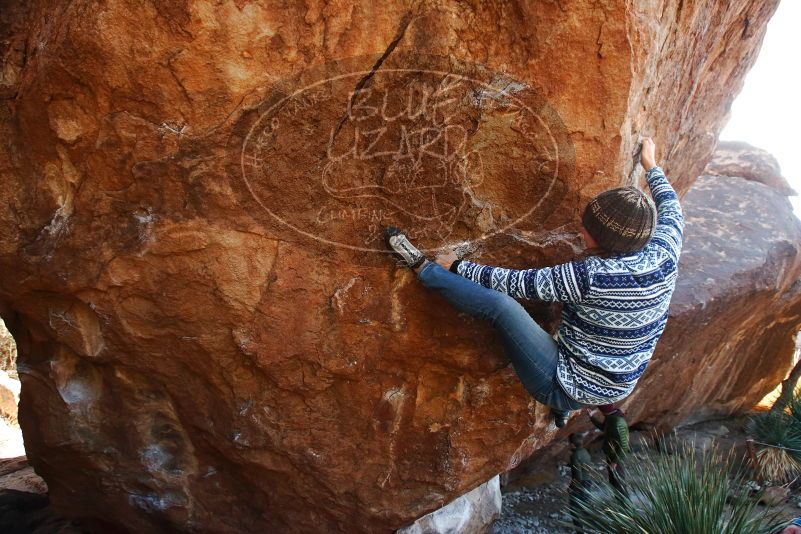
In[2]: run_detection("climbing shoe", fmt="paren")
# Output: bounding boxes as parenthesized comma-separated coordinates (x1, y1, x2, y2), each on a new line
(384, 226, 427, 268)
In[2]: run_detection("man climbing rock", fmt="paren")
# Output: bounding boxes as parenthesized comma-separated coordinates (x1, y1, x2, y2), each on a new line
(384, 138, 684, 427)
(589, 404, 630, 494)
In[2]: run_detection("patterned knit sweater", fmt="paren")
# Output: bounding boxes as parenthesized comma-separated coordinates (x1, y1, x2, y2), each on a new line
(454, 167, 684, 404)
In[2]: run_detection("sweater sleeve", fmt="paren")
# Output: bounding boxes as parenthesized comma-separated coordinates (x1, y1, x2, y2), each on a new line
(645, 166, 684, 258)
(453, 257, 593, 303)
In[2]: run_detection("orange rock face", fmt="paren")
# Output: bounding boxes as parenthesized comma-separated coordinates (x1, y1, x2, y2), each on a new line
(0, 1, 782, 532)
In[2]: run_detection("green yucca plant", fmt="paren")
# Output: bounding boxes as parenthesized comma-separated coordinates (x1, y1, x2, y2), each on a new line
(785, 391, 801, 427)
(746, 411, 801, 482)
(568, 445, 785, 534)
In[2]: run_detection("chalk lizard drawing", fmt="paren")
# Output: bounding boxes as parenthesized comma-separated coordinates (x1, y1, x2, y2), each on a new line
(240, 56, 572, 253)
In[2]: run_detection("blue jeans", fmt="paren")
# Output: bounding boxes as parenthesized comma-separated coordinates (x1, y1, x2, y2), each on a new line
(417, 262, 584, 413)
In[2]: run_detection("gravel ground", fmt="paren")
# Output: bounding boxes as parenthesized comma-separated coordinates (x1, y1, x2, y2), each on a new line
(490, 478, 575, 533)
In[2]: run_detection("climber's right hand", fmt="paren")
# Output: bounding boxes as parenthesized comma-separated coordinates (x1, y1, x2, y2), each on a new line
(641, 137, 657, 170)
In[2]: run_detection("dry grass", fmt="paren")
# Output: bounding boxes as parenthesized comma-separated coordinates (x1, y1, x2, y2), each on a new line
(746, 411, 801, 483)
(755, 447, 801, 483)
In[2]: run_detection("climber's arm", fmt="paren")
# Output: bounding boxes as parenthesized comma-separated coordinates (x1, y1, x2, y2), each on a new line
(645, 167, 684, 256)
(641, 138, 684, 257)
(448, 257, 593, 303)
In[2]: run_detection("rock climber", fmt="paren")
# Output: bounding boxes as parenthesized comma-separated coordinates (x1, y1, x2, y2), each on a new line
(384, 138, 684, 427)
(589, 404, 630, 494)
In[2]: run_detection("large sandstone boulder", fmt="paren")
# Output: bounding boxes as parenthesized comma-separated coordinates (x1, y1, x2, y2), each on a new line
(0, 1, 782, 532)
(704, 140, 796, 196)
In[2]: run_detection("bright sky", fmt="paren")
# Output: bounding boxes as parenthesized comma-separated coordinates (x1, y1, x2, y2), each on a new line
(720, 0, 801, 216)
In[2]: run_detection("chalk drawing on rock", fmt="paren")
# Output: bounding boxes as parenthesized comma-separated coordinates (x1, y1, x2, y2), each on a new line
(240, 55, 574, 252)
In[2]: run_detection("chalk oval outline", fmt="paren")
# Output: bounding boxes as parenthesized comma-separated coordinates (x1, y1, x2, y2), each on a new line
(240, 66, 569, 253)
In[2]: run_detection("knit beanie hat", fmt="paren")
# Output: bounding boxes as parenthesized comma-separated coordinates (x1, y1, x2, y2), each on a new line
(582, 186, 656, 254)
